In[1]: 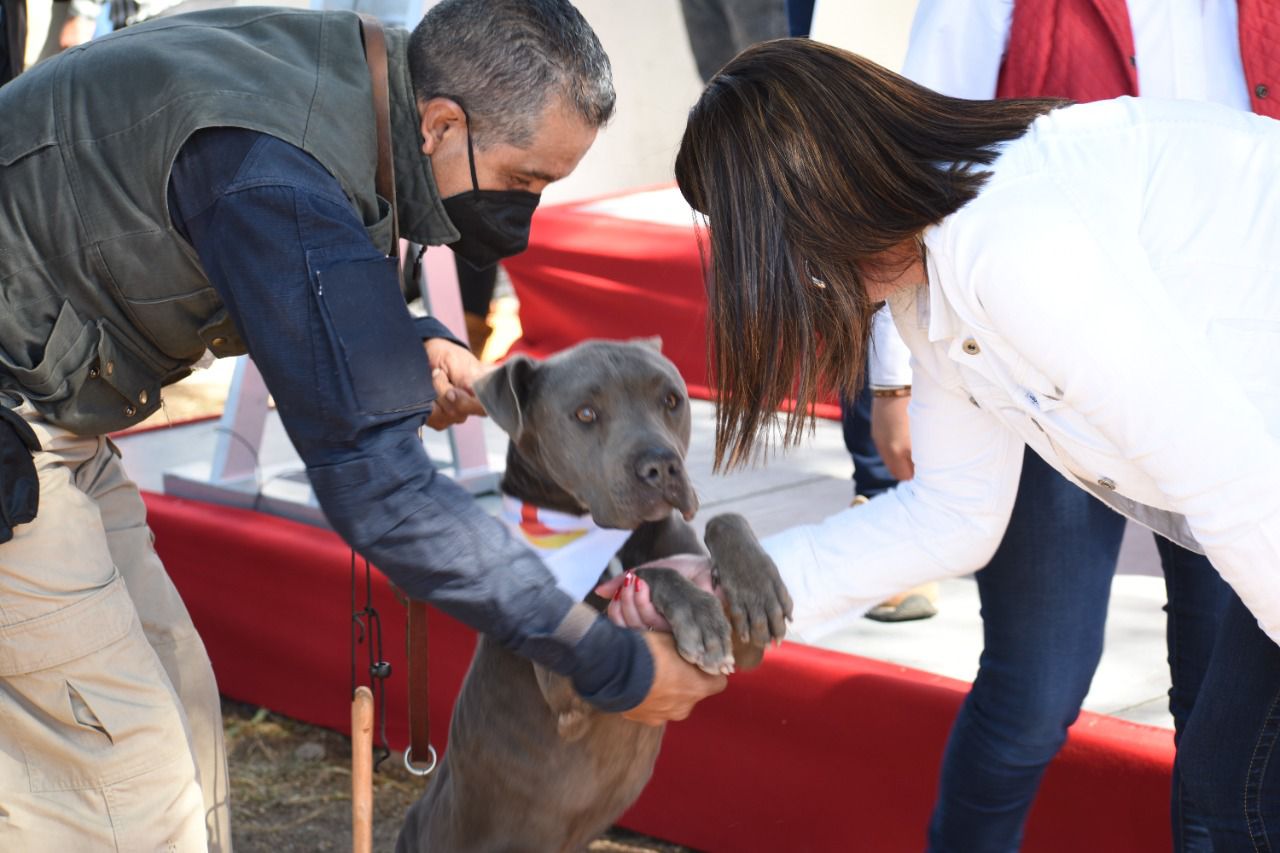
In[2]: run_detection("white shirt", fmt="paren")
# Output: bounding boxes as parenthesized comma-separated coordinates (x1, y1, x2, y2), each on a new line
(869, 0, 1252, 386)
(766, 98, 1280, 646)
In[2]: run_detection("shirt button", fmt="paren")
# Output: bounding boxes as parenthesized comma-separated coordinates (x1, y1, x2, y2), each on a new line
(88, 366, 100, 379)
(1097, 476, 1117, 491)
(211, 336, 227, 348)
(1257, 83, 1270, 99)
(961, 338, 981, 355)
(124, 404, 137, 418)
(139, 389, 149, 405)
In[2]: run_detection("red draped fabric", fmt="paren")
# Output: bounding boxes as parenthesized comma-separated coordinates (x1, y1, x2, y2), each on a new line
(147, 491, 1173, 851)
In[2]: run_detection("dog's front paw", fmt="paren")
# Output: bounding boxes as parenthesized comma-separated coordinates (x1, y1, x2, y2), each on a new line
(634, 567, 735, 676)
(704, 513, 793, 652)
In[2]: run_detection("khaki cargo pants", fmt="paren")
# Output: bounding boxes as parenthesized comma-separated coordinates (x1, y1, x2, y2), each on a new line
(0, 404, 231, 851)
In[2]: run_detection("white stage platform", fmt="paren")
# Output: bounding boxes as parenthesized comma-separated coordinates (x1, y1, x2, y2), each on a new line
(120, 359, 1175, 731)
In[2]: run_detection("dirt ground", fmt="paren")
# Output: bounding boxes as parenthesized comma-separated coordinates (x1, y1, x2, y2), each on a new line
(222, 699, 697, 852)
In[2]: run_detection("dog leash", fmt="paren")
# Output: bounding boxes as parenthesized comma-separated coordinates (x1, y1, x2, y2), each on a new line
(357, 12, 437, 782)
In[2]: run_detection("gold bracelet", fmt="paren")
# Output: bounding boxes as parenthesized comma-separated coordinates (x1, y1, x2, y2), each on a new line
(870, 386, 911, 398)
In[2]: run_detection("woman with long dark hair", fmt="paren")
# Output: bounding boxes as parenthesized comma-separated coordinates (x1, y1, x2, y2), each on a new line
(673, 38, 1280, 846)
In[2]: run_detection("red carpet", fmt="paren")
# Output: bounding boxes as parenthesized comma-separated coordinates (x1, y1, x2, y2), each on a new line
(147, 491, 1174, 852)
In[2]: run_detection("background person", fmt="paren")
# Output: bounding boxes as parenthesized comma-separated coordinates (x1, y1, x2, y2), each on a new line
(672, 39, 1280, 850)
(680, 0, 785, 84)
(1, 0, 24, 82)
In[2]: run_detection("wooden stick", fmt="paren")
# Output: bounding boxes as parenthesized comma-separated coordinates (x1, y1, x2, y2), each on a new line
(352, 686, 374, 853)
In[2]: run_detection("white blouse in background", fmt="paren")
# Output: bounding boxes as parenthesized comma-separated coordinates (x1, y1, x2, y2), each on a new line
(766, 98, 1280, 646)
(870, 0, 1252, 386)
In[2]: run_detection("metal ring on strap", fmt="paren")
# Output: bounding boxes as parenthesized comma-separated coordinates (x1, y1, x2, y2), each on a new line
(403, 744, 438, 777)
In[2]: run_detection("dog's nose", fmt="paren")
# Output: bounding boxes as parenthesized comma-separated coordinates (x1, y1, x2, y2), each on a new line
(633, 446, 684, 489)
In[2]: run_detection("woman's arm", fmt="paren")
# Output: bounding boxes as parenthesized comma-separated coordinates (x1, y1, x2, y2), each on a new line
(763, 350, 1024, 642)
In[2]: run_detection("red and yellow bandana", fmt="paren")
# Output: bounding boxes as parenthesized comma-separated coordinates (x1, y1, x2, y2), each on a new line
(500, 496, 632, 600)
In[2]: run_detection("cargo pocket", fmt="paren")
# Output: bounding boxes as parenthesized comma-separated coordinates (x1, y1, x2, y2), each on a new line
(196, 307, 246, 358)
(312, 255, 433, 416)
(0, 301, 97, 407)
(55, 320, 167, 434)
(4, 620, 193, 793)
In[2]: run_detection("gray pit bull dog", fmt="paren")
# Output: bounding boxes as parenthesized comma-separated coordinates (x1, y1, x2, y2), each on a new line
(396, 338, 792, 852)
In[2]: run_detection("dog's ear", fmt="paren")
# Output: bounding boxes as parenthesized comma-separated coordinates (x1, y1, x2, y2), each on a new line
(475, 354, 537, 441)
(631, 335, 663, 353)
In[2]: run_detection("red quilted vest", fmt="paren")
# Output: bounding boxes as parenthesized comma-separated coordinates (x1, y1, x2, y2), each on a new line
(996, 0, 1280, 118)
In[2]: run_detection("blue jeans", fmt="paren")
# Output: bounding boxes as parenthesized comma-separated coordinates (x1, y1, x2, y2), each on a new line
(925, 452, 1236, 851)
(784, 0, 816, 37)
(1176, 590, 1280, 850)
(843, 391, 1278, 848)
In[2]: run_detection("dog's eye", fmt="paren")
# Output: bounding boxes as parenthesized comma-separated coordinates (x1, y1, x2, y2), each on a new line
(575, 406, 597, 424)
(664, 392, 681, 411)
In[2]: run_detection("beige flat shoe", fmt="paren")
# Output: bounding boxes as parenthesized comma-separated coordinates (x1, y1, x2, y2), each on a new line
(849, 496, 940, 622)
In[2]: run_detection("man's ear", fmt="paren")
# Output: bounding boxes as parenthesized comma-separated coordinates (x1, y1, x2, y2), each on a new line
(418, 96, 467, 156)
(631, 335, 663, 353)
(475, 355, 538, 441)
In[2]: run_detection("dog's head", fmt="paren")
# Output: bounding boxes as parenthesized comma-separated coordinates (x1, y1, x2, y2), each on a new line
(475, 338, 697, 529)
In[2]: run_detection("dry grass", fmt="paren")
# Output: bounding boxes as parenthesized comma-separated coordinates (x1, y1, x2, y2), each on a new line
(221, 699, 697, 852)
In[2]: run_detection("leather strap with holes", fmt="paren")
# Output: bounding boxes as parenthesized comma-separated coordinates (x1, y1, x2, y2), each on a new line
(358, 13, 429, 764)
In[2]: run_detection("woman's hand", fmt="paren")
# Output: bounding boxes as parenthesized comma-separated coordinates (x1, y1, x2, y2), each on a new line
(595, 554, 717, 631)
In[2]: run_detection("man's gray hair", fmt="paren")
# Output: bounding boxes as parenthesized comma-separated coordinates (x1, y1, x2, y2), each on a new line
(408, 0, 615, 148)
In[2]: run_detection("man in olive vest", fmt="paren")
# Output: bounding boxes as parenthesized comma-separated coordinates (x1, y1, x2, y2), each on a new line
(0, 1, 726, 848)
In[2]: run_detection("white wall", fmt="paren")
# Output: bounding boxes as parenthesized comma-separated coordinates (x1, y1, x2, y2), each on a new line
(550, 0, 923, 204)
(811, 0, 919, 70)
(542, 0, 705, 204)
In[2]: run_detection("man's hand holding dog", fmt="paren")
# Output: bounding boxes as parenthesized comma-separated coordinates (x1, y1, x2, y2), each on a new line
(425, 338, 488, 430)
(623, 631, 727, 726)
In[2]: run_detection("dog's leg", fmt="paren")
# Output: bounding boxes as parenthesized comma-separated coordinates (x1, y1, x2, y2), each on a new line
(533, 664, 596, 742)
(704, 513, 793, 670)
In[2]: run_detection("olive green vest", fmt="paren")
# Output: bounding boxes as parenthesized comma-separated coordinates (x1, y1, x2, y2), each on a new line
(0, 7, 459, 434)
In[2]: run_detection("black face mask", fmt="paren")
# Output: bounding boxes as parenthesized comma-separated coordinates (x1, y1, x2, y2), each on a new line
(441, 118, 541, 270)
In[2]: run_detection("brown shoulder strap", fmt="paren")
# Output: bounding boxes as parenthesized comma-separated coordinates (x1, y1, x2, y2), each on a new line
(358, 14, 401, 252)
(359, 15, 432, 773)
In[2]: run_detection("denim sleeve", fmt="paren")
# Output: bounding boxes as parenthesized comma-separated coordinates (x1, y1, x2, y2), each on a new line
(411, 315, 466, 348)
(166, 129, 651, 711)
